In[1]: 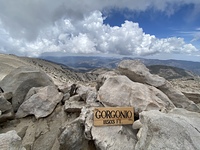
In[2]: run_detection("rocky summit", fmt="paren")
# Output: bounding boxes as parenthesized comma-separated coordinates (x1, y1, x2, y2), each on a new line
(0, 54, 200, 150)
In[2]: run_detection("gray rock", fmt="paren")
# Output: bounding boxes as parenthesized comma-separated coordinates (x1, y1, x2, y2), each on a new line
(33, 129, 58, 150)
(17, 126, 29, 139)
(118, 60, 166, 87)
(96, 71, 119, 90)
(98, 75, 175, 116)
(16, 86, 63, 119)
(0, 130, 25, 150)
(65, 100, 85, 113)
(0, 104, 68, 150)
(159, 81, 200, 112)
(0, 94, 12, 113)
(69, 94, 81, 101)
(58, 82, 74, 94)
(76, 84, 98, 105)
(62, 93, 70, 103)
(0, 111, 14, 123)
(92, 125, 137, 150)
(0, 66, 54, 112)
(169, 78, 200, 104)
(64, 90, 98, 112)
(135, 109, 200, 150)
(183, 92, 200, 104)
(118, 59, 200, 113)
(0, 93, 14, 123)
(132, 120, 142, 130)
(79, 107, 94, 140)
(2, 92, 12, 100)
(59, 121, 89, 150)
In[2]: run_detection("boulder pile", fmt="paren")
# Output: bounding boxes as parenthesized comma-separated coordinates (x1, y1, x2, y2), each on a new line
(0, 60, 200, 150)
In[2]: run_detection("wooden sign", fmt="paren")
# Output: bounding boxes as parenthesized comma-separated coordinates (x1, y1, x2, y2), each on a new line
(93, 107, 134, 126)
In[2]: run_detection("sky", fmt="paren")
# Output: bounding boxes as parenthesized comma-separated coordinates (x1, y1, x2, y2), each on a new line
(0, 0, 200, 62)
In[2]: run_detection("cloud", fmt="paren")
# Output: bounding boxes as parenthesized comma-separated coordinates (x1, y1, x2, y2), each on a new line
(0, 11, 197, 57)
(176, 28, 200, 43)
(0, 0, 199, 57)
(0, 0, 200, 41)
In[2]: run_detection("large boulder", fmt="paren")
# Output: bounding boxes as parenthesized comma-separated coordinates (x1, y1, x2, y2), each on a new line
(0, 66, 54, 112)
(118, 60, 200, 112)
(92, 125, 137, 150)
(98, 75, 175, 116)
(136, 109, 200, 150)
(118, 60, 166, 87)
(159, 81, 200, 112)
(16, 86, 63, 119)
(0, 130, 25, 150)
(170, 78, 200, 104)
(59, 121, 89, 150)
(0, 103, 69, 150)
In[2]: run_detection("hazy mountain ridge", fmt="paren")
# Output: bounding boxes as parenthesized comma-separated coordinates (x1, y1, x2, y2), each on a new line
(147, 65, 195, 80)
(140, 58, 200, 75)
(39, 56, 121, 72)
(40, 56, 200, 75)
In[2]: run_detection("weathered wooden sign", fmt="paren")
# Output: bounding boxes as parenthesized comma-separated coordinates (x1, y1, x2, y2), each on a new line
(93, 107, 134, 126)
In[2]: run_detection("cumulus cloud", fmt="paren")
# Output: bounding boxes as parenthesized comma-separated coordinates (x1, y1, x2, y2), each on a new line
(0, 0, 200, 41)
(0, 0, 199, 56)
(0, 11, 197, 57)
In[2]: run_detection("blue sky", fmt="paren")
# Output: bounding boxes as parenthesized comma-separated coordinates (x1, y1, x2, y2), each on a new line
(0, 0, 199, 61)
(104, 4, 200, 45)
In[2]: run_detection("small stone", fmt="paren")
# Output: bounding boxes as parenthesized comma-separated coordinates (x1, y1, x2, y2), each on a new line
(132, 120, 142, 130)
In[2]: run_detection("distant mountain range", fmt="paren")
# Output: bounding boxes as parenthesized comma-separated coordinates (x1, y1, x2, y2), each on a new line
(39, 56, 200, 76)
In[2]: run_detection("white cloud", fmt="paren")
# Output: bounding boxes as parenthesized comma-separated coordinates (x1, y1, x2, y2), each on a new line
(176, 29, 200, 43)
(0, 0, 200, 41)
(0, 0, 199, 57)
(0, 11, 197, 57)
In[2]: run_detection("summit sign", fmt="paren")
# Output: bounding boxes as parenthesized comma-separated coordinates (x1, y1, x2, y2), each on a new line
(93, 107, 134, 126)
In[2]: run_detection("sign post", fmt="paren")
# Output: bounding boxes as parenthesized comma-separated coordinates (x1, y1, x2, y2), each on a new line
(93, 107, 134, 126)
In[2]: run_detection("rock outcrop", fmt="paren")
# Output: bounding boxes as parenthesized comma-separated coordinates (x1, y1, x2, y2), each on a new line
(118, 59, 200, 113)
(118, 59, 166, 87)
(183, 92, 200, 104)
(98, 75, 175, 116)
(0, 94, 14, 123)
(1, 56, 200, 150)
(136, 109, 200, 150)
(59, 121, 89, 150)
(78, 106, 137, 150)
(16, 86, 63, 119)
(0, 66, 54, 112)
(0, 130, 25, 150)
(0, 94, 12, 113)
(170, 78, 200, 104)
(92, 125, 137, 150)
